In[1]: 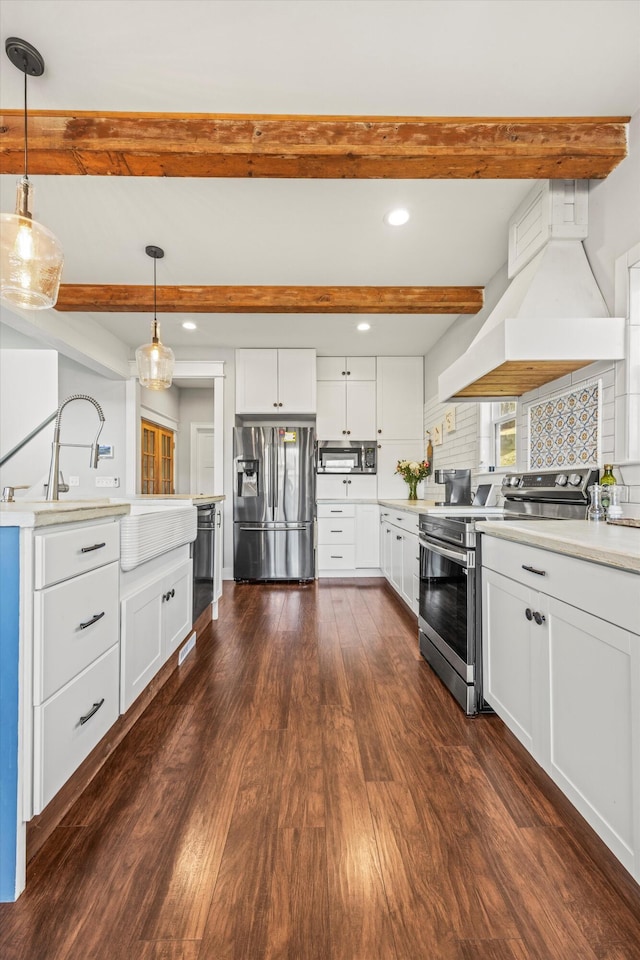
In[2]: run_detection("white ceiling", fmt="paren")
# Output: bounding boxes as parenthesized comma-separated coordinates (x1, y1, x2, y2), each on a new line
(1, 0, 639, 358)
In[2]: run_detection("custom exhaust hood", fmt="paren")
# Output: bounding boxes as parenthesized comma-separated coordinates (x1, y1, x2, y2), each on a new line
(438, 182, 626, 401)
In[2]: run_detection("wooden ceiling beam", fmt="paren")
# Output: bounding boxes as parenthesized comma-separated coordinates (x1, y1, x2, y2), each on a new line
(0, 112, 629, 179)
(54, 284, 484, 315)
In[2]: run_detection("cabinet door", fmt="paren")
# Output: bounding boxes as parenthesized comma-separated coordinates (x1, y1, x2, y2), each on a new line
(376, 439, 426, 499)
(547, 598, 639, 874)
(355, 503, 380, 568)
(163, 559, 193, 660)
(346, 475, 377, 498)
(390, 529, 403, 593)
(380, 520, 393, 580)
(236, 349, 279, 413)
(317, 474, 351, 499)
(317, 356, 346, 380)
(120, 578, 163, 713)
(213, 509, 223, 604)
(277, 349, 316, 413)
(401, 532, 419, 614)
(316, 380, 346, 439)
(347, 356, 376, 381)
(346, 380, 377, 438)
(376, 357, 424, 439)
(482, 568, 539, 756)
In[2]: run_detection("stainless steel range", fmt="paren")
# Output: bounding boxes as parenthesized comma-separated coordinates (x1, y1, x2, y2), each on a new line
(418, 467, 598, 715)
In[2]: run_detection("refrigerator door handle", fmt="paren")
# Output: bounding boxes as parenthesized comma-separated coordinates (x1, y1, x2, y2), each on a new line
(271, 426, 278, 518)
(238, 524, 308, 532)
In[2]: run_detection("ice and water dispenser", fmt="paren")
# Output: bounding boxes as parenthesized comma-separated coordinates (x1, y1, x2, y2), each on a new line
(236, 459, 259, 498)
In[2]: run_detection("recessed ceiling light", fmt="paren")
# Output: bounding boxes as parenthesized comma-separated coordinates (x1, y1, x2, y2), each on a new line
(384, 208, 410, 226)
(357, 322, 371, 331)
(182, 321, 197, 330)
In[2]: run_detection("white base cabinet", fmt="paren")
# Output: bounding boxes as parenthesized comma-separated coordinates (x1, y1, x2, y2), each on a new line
(482, 535, 640, 883)
(120, 553, 193, 713)
(316, 502, 380, 576)
(31, 518, 121, 814)
(379, 508, 419, 616)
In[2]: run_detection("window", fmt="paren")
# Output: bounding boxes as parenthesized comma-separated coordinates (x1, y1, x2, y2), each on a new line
(491, 401, 517, 467)
(141, 419, 175, 494)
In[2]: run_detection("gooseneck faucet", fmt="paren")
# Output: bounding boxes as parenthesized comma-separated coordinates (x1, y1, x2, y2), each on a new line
(45, 395, 105, 501)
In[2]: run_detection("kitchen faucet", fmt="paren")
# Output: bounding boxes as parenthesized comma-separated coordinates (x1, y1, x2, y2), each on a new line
(45, 395, 105, 501)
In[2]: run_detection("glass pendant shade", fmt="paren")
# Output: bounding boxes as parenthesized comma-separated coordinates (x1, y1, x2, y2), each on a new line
(0, 178, 64, 310)
(136, 319, 175, 390)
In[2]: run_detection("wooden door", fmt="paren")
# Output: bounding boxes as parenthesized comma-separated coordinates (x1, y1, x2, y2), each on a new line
(141, 419, 174, 494)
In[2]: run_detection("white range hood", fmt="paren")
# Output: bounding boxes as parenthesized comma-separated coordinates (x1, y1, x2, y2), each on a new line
(439, 240, 625, 400)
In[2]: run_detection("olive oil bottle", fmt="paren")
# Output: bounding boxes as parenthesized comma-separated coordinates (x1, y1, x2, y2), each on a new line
(600, 464, 616, 511)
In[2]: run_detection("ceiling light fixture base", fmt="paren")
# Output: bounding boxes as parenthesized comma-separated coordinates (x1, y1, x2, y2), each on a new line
(5, 37, 45, 76)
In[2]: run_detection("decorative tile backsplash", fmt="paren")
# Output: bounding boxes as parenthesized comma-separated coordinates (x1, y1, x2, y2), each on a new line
(529, 382, 600, 468)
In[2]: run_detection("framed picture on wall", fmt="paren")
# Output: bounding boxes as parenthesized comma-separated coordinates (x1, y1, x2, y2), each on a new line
(433, 423, 443, 446)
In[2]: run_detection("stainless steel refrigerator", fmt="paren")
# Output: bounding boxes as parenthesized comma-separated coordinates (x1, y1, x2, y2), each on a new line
(233, 426, 315, 581)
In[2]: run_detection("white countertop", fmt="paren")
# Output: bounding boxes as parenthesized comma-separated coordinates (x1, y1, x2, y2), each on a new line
(0, 500, 131, 528)
(477, 519, 640, 574)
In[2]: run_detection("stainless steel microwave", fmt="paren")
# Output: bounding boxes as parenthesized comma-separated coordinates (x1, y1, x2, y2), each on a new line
(316, 440, 377, 474)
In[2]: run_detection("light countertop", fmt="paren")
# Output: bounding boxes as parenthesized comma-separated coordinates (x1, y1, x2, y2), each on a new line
(477, 519, 640, 575)
(0, 500, 131, 528)
(125, 494, 225, 503)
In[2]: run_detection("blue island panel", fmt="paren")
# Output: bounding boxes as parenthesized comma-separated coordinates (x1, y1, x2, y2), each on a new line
(0, 526, 20, 901)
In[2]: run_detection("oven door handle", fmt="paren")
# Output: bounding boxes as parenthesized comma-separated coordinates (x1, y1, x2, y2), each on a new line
(419, 535, 473, 568)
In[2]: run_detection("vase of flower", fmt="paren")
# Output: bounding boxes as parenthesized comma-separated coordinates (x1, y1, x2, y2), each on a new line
(395, 457, 431, 501)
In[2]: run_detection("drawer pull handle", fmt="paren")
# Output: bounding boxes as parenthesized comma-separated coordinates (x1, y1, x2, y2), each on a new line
(522, 564, 546, 576)
(79, 698, 105, 725)
(525, 607, 533, 621)
(81, 542, 106, 553)
(396, 535, 402, 540)
(162, 588, 176, 602)
(79, 612, 105, 630)
(330, 555, 343, 559)
(533, 611, 546, 626)
(330, 529, 343, 533)
(330, 510, 343, 513)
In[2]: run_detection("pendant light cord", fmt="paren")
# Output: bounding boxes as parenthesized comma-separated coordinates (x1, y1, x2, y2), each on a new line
(23, 65, 29, 182)
(152, 253, 159, 342)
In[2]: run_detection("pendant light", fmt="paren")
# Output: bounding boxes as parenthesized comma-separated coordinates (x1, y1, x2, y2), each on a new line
(0, 38, 64, 310)
(135, 245, 175, 390)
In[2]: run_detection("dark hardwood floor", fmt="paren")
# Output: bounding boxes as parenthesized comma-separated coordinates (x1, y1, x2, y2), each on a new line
(2, 579, 640, 959)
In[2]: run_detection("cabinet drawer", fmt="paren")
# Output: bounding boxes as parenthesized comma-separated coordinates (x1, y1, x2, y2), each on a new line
(481, 535, 640, 634)
(317, 544, 355, 569)
(34, 644, 119, 813)
(34, 561, 119, 703)
(317, 503, 356, 519)
(34, 521, 120, 588)
(317, 518, 355, 545)
(380, 509, 419, 535)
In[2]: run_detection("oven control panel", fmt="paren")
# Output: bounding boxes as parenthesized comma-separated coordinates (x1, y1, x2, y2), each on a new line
(502, 468, 598, 497)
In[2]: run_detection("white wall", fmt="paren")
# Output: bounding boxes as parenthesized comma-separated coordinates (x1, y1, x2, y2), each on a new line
(57, 355, 128, 498)
(0, 347, 58, 498)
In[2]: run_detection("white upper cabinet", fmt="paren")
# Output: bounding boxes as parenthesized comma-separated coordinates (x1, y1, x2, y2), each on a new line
(376, 357, 424, 439)
(317, 356, 376, 381)
(316, 380, 377, 439)
(316, 356, 377, 440)
(236, 349, 316, 414)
